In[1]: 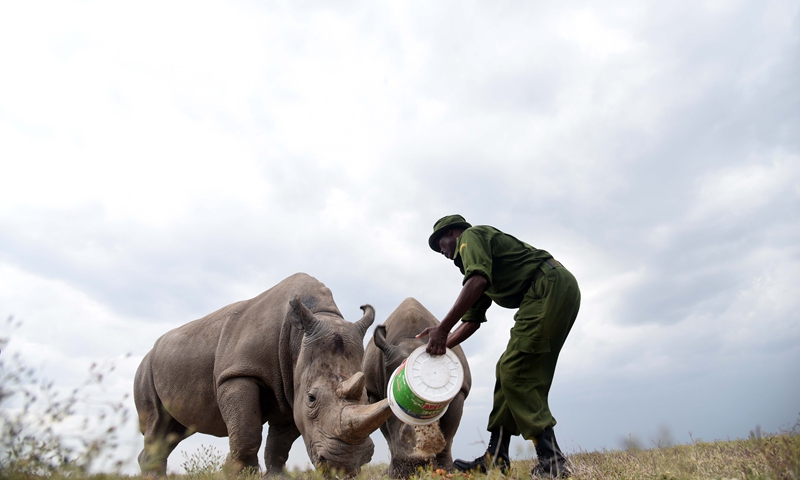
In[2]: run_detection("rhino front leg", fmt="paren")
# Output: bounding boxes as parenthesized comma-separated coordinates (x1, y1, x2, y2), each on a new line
(263, 421, 301, 476)
(217, 377, 264, 475)
(434, 394, 466, 472)
(433, 446, 455, 472)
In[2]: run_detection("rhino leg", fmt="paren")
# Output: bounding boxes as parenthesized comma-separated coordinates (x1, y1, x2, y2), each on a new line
(263, 421, 301, 476)
(433, 393, 466, 472)
(137, 404, 191, 478)
(135, 356, 192, 478)
(217, 377, 264, 475)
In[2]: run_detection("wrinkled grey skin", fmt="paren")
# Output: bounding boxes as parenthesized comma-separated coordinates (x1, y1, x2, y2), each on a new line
(134, 273, 392, 478)
(363, 298, 472, 478)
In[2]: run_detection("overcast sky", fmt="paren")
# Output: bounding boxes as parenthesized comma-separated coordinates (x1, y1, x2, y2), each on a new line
(1, 0, 798, 474)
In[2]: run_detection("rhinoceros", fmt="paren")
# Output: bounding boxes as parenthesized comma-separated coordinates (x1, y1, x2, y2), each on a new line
(133, 273, 392, 477)
(362, 298, 472, 478)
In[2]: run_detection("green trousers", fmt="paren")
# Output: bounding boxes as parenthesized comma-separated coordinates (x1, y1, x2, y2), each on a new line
(487, 264, 580, 440)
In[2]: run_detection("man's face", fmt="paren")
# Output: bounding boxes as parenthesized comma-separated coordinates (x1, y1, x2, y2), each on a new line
(438, 230, 457, 260)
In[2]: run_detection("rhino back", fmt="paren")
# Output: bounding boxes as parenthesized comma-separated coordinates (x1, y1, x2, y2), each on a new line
(383, 298, 438, 341)
(148, 301, 241, 434)
(213, 273, 340, 383)
(148, 273, 338, 433)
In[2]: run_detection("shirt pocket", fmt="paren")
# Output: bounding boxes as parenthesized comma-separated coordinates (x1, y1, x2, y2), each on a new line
(506, 334, 551, 381)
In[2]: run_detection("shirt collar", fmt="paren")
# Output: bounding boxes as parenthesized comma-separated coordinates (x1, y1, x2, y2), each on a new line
(453, 235, 465, 269)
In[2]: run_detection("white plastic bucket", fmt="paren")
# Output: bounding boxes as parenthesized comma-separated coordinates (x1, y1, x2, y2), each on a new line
(387, 345, 464, 426)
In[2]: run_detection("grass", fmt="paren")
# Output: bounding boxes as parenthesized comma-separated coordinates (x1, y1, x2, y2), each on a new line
(395, 433, 800, 480)
(563, 433, 800, 480)
(160, 427, 800, 480)
(3, 433, 795, 480)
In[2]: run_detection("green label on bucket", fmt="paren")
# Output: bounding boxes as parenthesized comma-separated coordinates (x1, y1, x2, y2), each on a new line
(391, 360, 448, 419)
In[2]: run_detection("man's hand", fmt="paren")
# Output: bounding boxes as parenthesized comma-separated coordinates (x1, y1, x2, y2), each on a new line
(416, 325, 449, 356)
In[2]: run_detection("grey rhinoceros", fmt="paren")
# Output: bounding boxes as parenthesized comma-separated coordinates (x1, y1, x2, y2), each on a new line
(134, 273, 392, 477)
(362, 298, 472, 478)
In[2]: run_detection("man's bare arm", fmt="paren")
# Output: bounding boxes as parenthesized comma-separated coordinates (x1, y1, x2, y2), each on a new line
(446, 320, 481, 349)
(417, 274, 487, 355)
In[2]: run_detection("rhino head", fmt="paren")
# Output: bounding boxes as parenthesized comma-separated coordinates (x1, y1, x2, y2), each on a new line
(288, 296, 392, 477)
(372, 324, 439, 462)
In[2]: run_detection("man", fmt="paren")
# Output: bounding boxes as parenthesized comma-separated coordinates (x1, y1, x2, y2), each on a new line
(417, 214, 580, 478)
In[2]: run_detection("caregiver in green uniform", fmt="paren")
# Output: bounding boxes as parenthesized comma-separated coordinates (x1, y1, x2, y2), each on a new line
(417, 214, 580, 478)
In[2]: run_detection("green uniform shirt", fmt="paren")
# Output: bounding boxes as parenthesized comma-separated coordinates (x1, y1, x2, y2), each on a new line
(454, 225, 553, 323)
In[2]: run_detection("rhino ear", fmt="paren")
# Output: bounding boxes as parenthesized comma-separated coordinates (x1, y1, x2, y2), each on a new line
(373, 325, 389, 350)
(288, 296, 319, 334)
(354, 304, 375, 339)
(373, 325, 397, 359)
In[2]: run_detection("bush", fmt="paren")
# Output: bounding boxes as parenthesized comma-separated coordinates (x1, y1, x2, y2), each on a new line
(0, 317, 130, 476)
(181, 444, 225, 479)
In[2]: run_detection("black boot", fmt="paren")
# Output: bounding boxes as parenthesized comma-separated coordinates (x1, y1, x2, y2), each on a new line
(531, 427, 570, 478)
(454, 429, 512, 474)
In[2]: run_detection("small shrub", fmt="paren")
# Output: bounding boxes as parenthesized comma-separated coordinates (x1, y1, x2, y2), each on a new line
(181, 444, 226, 478)
(0, 317, 130, 476)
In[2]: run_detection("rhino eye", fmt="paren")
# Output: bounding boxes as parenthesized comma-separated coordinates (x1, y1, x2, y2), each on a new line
(307, 392, 318, 404)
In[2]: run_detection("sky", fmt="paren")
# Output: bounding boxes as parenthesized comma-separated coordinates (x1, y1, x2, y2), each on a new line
(1, 0, 799, 474)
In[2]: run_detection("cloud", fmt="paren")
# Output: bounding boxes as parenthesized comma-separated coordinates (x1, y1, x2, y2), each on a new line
(1, 0, 799, 473)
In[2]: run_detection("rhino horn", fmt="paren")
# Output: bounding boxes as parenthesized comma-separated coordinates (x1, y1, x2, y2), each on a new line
(288, 296, 319, 334)
(338, 398, 392, 441)
(336, 372, 366, 401)
(354, 304, 375, 339)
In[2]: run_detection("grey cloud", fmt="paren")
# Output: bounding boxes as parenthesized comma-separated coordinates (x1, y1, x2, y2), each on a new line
(2, 0, 799, 472)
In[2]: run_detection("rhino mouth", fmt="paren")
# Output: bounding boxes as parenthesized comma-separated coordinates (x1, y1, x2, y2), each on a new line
(310, 439, 374, 477)
(315, 458, 359, 478)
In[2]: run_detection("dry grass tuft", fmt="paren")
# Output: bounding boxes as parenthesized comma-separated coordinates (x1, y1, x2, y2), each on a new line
(564, 433, 800, 480)
(363, 429, 799, 480)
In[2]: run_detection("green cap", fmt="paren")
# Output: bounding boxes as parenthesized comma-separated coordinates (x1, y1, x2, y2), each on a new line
(428, 214, 472, 251)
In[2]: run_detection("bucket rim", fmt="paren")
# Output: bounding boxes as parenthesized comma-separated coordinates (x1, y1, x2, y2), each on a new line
(404, 345, 464, 403)
(387, 368, 447, 426)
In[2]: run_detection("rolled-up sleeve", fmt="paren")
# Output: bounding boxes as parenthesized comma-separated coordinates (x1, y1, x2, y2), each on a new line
(461, 293, 492, 323)
(459, 230, 493, 287)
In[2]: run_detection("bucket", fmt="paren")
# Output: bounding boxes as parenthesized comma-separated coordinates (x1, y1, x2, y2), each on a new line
(387, 345, 464, 426)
